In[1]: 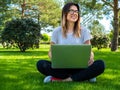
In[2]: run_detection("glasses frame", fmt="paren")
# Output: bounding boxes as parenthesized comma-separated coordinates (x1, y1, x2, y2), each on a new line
(68, 9, 79, 14)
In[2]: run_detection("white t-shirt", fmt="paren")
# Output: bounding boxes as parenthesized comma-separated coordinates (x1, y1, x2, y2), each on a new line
(51, 26, 92, 45)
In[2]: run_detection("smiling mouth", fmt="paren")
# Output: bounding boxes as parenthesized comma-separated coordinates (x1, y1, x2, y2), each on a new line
(71, 16, 77, 20)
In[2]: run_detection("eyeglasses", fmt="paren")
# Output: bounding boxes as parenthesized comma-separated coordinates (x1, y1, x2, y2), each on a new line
(68, 9, 79, 14)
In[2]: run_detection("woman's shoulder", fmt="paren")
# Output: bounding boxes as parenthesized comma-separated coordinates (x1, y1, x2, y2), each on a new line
(81, 26, 90, 33)
(53, 26, 62, 33)
(54, 26, 62, 31)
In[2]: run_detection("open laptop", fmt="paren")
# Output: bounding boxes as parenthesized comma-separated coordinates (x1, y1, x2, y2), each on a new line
(51, 44, 91, 69)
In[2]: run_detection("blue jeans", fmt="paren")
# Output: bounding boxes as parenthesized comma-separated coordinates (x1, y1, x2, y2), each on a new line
(36, 60, 105, 81)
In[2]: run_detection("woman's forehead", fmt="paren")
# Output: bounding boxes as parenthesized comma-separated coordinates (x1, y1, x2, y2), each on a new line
(69, 5, 78, 10)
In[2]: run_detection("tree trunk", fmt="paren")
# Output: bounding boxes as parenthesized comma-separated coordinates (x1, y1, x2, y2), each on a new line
(111, 0, 119, 51)
(21, 0, 26, 18)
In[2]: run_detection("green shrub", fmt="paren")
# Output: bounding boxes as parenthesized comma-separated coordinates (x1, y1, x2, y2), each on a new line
(91, 35, 110, 50)
(1, 18, 41, 52)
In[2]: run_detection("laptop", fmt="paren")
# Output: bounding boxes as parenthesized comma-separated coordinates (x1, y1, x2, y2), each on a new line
(51, 44, 91, 69)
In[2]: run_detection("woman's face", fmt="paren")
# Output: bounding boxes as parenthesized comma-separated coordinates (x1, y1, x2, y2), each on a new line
(66, 5, 79, 23)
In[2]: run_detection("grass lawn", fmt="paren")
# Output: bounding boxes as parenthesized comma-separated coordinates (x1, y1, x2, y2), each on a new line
(0, 44, 120, 90)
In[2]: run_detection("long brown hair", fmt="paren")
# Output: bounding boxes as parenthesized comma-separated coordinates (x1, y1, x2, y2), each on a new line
(61, 2, 81, 38)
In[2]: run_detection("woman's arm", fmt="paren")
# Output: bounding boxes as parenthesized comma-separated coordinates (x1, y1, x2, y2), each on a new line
(84, 40, 94, 66)
(48, 42, 55, 59)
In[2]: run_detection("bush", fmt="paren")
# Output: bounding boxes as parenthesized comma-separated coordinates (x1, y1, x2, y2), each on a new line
(91, 35, 110, 50)
(41, 33, 50, 42)
(1, 18, 41, 52)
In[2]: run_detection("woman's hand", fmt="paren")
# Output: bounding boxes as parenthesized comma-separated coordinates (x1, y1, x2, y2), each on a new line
(88, 52, 94, 66)
(84, 40, 94, 66)
(48, 42, 55, 59)
(48, 51, 52, 59)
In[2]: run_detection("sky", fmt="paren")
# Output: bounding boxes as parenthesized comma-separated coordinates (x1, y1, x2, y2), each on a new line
(99, 18, 112, 33)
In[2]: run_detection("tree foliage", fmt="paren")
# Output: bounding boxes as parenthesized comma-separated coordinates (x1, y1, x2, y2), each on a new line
(0, 0, 61, 33)
(38, 0, 61, 27)
(88, 20, 105, 36)
(0, 0, 62, 51)
(0, 0, 12, 31)
(1, 18, 40, 52)
(14, 0, 61, 28)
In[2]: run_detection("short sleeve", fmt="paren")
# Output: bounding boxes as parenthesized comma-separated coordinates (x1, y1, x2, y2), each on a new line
(51, 27, 60, 44)
(81, 27, 92, 43)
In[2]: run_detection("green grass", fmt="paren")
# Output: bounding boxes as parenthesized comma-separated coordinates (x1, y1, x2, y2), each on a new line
(0, 45, 120, 90)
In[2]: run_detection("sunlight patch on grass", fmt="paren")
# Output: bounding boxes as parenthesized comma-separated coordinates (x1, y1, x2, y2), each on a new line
(4, 74, 18, 79)
(103, 74, 117, 79)
(1, 55, 48, 60)
(102, 68, 120, 79)
(92, 48, 111, 52)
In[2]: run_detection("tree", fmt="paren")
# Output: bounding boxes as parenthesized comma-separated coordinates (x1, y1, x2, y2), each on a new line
(1, 18, 40, 52)
(8, 0, 61, 28)
(0, 0, 12, 32)
(38, 0, 61, 28)
(101, 0, 120, 51)
(0, 0, 61, 48)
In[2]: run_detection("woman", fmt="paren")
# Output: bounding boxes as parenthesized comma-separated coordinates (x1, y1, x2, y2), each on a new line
(36, 2, 105, 83)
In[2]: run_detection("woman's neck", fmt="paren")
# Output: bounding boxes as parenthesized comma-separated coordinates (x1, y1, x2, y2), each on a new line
(67, 22, 74, 33)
